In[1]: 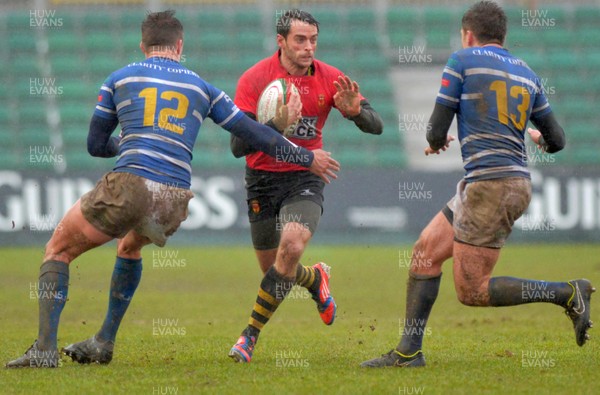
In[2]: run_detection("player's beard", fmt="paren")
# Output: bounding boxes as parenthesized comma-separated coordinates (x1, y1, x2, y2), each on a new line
(282, 45, 313, 72)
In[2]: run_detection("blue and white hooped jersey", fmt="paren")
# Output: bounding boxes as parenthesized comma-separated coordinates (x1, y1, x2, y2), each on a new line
(94, 57, 244, 189)
(436, 46, 552, 182)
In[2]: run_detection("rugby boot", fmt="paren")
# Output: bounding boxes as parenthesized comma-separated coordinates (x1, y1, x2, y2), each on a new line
(310, 262, 337, 325)
(62, 335, 114, 364)
(565, 279, 595, 346)
(360, 349, 426, 368)
(6, 341, 60, 368)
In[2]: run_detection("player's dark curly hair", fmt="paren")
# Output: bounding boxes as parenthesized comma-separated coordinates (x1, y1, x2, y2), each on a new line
(276, 9, 319, 38)
(141, 10, 183, 49)
(462, 1, 507, 45)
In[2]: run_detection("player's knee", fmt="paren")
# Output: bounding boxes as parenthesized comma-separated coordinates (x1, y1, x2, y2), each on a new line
(43, 237, 71, 263)
(415, 226, 443, 256)
(455, 284, 487, 306)
(456, 289, 475, 306)
(117, 243, 142, 259)
(413, 236, 428, 257)
(412, 234, 439, 271)
(278, 236, 306, 263)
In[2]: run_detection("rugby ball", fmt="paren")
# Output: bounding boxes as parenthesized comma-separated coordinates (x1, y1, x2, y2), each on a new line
(256, 78, 300, 136)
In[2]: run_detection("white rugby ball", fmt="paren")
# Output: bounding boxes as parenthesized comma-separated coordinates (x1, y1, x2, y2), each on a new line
(256, 78, 300, 136)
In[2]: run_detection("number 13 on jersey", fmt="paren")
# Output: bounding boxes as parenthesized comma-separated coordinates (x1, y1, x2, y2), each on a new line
(489, 80, 531, 130)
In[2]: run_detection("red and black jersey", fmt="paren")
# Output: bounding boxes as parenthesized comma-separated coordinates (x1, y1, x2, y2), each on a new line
(235, 50, 365, 172)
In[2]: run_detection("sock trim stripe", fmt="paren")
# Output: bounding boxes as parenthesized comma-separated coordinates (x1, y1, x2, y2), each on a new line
(395, 350, 421, 358)
(39, 260, 69, 277)
(258, 287, 278, 306)
(566, 281, 576, 307)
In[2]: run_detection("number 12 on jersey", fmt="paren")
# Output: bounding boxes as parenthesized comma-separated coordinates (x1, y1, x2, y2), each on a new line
(139, 87, 189, 134)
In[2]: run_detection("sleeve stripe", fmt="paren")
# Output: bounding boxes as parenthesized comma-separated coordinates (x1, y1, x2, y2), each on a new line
(95, 105, 116, 114)
(211, 91, 226, 107)
(437, 93, 460, 103)
(532, 102, 550, 113)
(217, 107, 241, 126)
(100, 85, 113, 94)
(192, 110, 203, 124)
(443, 67, 463, 81)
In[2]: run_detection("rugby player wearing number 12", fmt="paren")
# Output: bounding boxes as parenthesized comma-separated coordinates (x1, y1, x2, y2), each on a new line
(228, 9, 383, 363)
(6, 10, 338, 368)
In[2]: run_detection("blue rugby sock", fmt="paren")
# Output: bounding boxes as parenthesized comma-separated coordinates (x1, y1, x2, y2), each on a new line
(37, 260, 69, 350)
(97, 257, 142, 343)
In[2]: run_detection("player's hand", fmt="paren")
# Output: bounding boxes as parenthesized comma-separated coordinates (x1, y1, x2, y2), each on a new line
(272, 86, 302, 132)
(424, 135, 455, 156)
(333, 75, 361, 118)
(309, 149, 340, 184)
(527, 128, 543, 149)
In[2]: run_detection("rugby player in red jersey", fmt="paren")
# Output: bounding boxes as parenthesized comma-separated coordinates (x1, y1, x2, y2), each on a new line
(6, 10, 338, 368)
(228, 9, 383, 363)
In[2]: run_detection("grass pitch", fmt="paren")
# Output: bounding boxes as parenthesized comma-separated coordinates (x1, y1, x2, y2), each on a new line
(1, 244, 599, 394)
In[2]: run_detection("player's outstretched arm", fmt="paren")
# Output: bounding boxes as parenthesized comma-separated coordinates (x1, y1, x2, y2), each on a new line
(529, 111, 566, 153)
(425, 102, 456, 155)
(334, 76, 383, 135)
(87, 115, 120, 158)
(227, 115, 339, 183)
(348, 100, 383, 135)
(230, 112, 260, 158)
(308, 149, 340, 184)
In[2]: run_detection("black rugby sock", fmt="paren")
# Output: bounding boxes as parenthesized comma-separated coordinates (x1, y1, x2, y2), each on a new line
(37, 260, 69, 350)
(397, 272, 441, 356)
(488, 277, 574, 307)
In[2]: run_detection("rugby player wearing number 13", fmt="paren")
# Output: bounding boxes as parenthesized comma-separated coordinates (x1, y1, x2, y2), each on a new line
(362, 1, 594, 368)
(6, 10, 338, 368)
(228, 9, 383, 363)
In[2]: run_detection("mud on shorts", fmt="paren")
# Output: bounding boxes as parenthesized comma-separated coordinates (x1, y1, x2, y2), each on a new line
(245, 167, 325, 250)
(442, 177, 532, 249)
(80, 172, 193, 247)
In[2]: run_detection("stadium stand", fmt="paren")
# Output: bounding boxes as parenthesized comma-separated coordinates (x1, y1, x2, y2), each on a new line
(2, 5, 599, 170)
